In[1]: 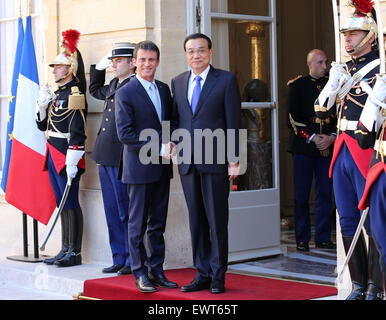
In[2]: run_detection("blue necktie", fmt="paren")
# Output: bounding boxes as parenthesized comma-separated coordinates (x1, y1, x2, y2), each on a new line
(190, 75, 202, 114)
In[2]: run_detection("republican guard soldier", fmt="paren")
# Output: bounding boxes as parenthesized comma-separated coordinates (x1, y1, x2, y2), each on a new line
(314, 0, 382, 299)
(355, 28, 386, 300)
(35, 29, 87, 267)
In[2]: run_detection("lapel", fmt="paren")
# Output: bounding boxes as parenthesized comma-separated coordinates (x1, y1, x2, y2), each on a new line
(190, 65, 218, 117)
(181, 71, 191, 112)
(134, 77, 161, 124)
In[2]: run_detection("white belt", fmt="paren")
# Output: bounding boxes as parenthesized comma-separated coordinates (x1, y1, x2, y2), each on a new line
(337, 119, 358, 131)
(47, 130, 70, 139)
(374, 140, 386, 156)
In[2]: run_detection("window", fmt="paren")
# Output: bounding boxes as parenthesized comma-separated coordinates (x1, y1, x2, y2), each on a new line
(0, 0, 43, 176)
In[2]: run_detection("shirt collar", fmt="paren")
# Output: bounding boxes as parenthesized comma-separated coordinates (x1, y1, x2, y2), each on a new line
(136, 74, 156, 90)
(190, 64, 211, 84)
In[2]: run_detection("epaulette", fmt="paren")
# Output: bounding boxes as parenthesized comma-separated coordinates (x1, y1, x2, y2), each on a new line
(287, 75, 302, 86)
(68, 86, 85, 110)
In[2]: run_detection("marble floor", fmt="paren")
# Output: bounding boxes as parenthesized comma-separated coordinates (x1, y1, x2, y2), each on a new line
(229, 229, 337, 286)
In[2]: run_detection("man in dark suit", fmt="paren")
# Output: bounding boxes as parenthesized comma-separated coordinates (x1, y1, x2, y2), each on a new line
(115, 40, 177, 293)
(89, 42, 136, 275)
(171, 33, 241, 294)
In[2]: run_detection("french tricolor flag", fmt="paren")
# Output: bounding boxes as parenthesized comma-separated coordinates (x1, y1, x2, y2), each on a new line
(5, 15, 56, 225)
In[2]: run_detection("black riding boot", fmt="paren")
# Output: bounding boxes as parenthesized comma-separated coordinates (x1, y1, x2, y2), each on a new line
(43, 210, 69, 264)
(365, 236, 384, 300)
(342, 233, 368, 300)
(55, 208, 83, 267)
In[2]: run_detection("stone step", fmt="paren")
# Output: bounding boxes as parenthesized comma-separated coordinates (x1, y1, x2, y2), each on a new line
(0, 257, 112, 300)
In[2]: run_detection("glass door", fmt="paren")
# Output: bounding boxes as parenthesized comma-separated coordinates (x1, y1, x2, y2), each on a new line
(189, 0, 281, 261)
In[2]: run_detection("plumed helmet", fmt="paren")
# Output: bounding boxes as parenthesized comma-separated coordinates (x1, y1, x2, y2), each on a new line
(340, 0, 377, 53)
(49, 29, 81, 79)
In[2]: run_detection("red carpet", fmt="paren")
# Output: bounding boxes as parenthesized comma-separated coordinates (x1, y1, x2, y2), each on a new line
(82, 268, 337, 300)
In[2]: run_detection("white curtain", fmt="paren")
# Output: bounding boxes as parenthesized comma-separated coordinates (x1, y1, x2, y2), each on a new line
(0, 0, 42, 173)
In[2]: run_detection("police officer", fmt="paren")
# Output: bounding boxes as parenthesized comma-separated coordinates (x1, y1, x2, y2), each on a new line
(314, 3, 382, 299)
(286, 49, 336, 252)
(35, 29, 87, 267)
(89, 43, 136, 275)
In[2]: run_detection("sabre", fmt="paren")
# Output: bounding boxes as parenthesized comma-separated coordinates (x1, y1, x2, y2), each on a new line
(374, 0, 385, 74)
(40, 178, 72, 251)
(332, 0, 341, 62)
(337, 207, 369, 283)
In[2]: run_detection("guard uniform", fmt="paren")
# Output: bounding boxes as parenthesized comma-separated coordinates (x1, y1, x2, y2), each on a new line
(314, 2, 383, 299)
(286, 75, 336, 247)
(89, 43, 135, 272)
(36, 30, 87, 268)
(356, 84, 386, 300)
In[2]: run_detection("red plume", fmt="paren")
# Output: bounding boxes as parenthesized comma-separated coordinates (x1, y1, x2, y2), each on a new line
(62, 29, 80, 54)
(352, 0, 374, 15)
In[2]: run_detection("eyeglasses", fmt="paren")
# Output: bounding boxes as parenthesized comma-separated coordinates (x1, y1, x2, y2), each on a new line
(186, 48, 209, 56)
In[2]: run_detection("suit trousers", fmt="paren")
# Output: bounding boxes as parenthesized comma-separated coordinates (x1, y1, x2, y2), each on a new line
(98, 165, 130, 266)
(180, 165, 230, 283)
(46, 150, 80, 209)
(333, 143, 370, 236)
(369, 173, 386, 271)
(292, 153, 333, 243)
(127, 169, 170, 279)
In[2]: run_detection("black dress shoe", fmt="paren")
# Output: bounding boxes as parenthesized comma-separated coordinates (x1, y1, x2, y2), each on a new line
(296, 242, 309, 252)
(181, 279, 211, 292)
(210, 280, 226, 294)
(315, 241, 336, 249)
(148, 272, 178, 288)
(135, 275, 157, 293)
(117, 265, 132, 275)
(102, 264, 124, 273)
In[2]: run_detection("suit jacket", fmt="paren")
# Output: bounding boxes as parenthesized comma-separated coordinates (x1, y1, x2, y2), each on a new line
(89, 65, 134, 167)
(115, 76, 173, 184)
(171, 65, 241, 175)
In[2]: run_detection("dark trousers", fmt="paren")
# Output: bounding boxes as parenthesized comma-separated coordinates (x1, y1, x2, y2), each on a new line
(333, 144, 369, 236)
(369, 173, 386, 271)
(180, 165, 230, 283)
(293, 153, 333, 243)
(127, 170, 170, 279)
(46, 150, 80, 209)
(98, 165, 130, 266)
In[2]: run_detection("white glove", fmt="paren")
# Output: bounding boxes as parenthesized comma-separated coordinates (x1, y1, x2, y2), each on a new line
(35, 85, 55, 121)
(95, 53, 112, 71)
(65, 149, 85, 184)
(37, 84, 55, 107)
(66, 165, 78, 183)
(327, 62, 348, 91)
(372, 74, 386, 103)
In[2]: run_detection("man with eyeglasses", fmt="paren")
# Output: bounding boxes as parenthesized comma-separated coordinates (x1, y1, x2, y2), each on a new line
(171, 33, 241, 294)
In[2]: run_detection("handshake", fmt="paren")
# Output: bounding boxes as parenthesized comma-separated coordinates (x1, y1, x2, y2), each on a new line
(161, 141, 176, 160)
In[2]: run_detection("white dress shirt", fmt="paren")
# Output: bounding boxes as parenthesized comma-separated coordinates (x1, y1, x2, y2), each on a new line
(187, 65, 210, 104)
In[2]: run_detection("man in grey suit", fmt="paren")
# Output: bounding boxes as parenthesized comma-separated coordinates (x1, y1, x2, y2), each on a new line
(171, 33, 241, 294)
